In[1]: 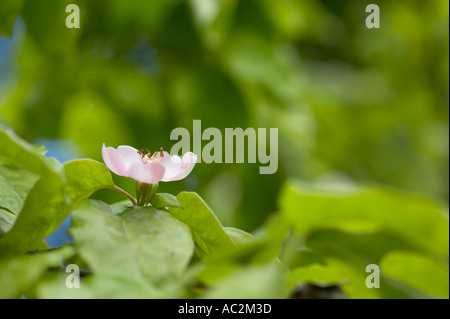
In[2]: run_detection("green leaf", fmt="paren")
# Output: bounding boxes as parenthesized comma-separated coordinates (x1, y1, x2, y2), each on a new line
(0, 157, 114, 257)
(48, 159, 115, 236)
(70, 199, 194, 296)
(293, 229, 441, 298)
(36, 272, 164, 299)
(219, 215, 289, 265)
(279, 181, 449, 256)
(197, 218, 288, 286)
(279, 181, 449, 299)
(0, 245, 75, 298)
(0, 175, 68, 256)
(201, 262, 288, 299)
(288, 263, 347, 289)
(64, 159, 114, 201)
(0, 125, 67, 256)
(0, 124, 58, 175)
(382, 251, 449, 299)
(151, 193, 181, 209)
(169, 192, 234, 258)
(194, 228, 255, 285)
(0, 208, 15, 236)
(110, 200, 133, 214)
(224, 227, 254, 245)
(0, 158, 39, 218)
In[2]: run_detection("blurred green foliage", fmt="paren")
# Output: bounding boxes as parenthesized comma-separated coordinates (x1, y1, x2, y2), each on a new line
(0, 136, 446, 298)
(0, 0, 448, 230)
(0, 0, 448, 299)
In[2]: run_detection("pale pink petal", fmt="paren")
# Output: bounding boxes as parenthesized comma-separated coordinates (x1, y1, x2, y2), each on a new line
(117, 145, 142, 169)
(156, 151, 175, 169)
(128, 161, 166, 184)
(102, 144, 128, 176)
(182, 152, 197, 165)
(162, 152, 197, 181)
(159, 153, 183, 180)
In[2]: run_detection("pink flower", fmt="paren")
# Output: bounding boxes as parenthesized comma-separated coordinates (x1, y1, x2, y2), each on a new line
(102, 144, 197, 184)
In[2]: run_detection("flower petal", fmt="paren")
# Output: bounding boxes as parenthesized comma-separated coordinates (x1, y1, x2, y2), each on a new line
(128, 161, 166, 184)
(162, 152, 197, 181)
(159, 152, 183, 179)
(116, 145, 142, 169)
(102, 144, 128, 176)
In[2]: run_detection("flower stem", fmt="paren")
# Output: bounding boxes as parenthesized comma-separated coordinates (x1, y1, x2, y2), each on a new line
(136, 181, 158, 206)
(111, 185, 137, 206)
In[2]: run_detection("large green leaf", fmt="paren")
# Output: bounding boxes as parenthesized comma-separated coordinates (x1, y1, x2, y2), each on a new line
(70, 199, 195, 297)
(209, 215, 289, 267)
(0, 210, 15, 237)
(0, 156, 114, 257)
(196, 216, 288, 286)
(290, 228, 443, 299)
(36, 272, 163, 299)
(381, 251, 449, 299)
(64, 159, 114, 201)
(0, 158, 33, 235)
(201, 262, 287, 299)
(61, 159, 116, 235)
(224, 227, 254, 245)
(279, 181, 449, 256)
(279, 181, 449, 298)
(150, 193, 181, 209)
(0, 124, 57, 175)
(0, 158, 39, 218)
(0, 125, 66, 256)
(288, 263, 347, 289)
(0, 175, 68, 256)
(169, 192, 234, 258)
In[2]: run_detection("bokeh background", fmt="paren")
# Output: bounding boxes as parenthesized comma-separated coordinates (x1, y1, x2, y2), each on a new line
(0, 0, 448, 238)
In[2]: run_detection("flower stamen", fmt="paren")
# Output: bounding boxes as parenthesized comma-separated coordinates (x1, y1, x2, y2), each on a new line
(138, 147, 164, 162)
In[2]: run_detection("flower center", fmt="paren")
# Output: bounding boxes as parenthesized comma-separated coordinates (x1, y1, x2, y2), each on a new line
(138, 147, 164, 163)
